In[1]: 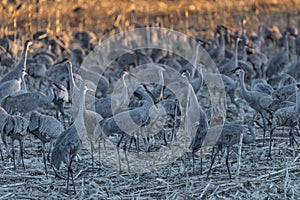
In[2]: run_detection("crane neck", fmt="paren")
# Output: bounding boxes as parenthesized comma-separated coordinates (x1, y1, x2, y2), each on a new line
(219, 30, 225, 50)
(19, 43, 30, 71)
(191, 42, 200, 77)
(77, 82, 86, 123)
(295, 87, 300, 112)
(284, 34, 289, 56)
(120, 74, 128, 103)
(233, 39, 239, 65)
(19, 72, 27, 91)
(159, 71, 164, 100)
(238, 70, 249, 99)
(66, 61, 77, 100)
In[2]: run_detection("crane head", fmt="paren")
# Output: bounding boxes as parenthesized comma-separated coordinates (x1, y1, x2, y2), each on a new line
(229, 66, 243, 75)
(25, 40, 33, 48)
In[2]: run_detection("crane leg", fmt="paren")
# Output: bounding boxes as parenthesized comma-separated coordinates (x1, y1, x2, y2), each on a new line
(11, 139, 16, 169)
(200, 148, 203, 175)
(192, 151, 195, 173)
(66, 159, 76, 194)
(91, 140, 94, 171)
(225, 147, 232, 180)
(207, 147, 219, 180)
(1, 133, 8, 155)
(116, 134, 125, 172)
(0, 146, 3, 161)
(47, 140, 54, 162)
(19, 139, 25, 170)
(268, 129, 274, 160)
(42, 143, 48, 178)
(261, 114, 267, 145)
(289, 127, 296, 147)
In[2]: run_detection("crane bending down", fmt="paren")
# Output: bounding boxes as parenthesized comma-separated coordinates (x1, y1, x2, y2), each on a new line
(2, 115, 29, 169)
(28, 111, 64, 178)
(51, 81, 89, 194)
(207, 121, 258, 179)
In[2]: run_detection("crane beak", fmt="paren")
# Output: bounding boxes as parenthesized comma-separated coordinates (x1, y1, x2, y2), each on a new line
(253, 120, 263, 128)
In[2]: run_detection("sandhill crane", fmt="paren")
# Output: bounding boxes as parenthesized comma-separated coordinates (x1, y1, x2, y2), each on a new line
(218, 37, 241, 75)
(2, 115, 28, 169)
(272, 83, 298, 102)
(205, 73, 239, 109)
(268, 83, 300, 159)
(0, 40, 32, 83)
(278, 74, 296, 88)
(180, 41, 201, 78)
(266, 32, 289, 78)
(28, 111, 64, 178)
(179, 70, 208, 173)
(48, 83, 70, 126)
(0, 70, 27, 101)
(1, 88, 54, 115)
(45, 58, 70, 87)
(26, 62, 47, 89)
(209, 25, 226, 64)
(251, 79, 274, 95)
(70, 48, 84, 68)
(285, 59, 300, 80)
(95, 75, 109, 98)
(92, 69, 129, 118)
(207, 121, 258, 179)
(0, 109, 8, 161)
(51, 81, 89, 194)
(233, 67, 272, 142)
(98, 84, 154, 172)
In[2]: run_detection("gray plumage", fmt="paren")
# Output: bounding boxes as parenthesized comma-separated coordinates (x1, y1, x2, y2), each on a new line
(95, 75, 109, 98)
(28, 111, 64, 178)
(209, 25, 226, 64)
(269, 84, 300, 159)
(266, 32, 289, 78)
(51, 81, 88, 194)
(45, 58, 70, 86)
(1, 89, 54, 115)
(272, 83, 297, 101)
(93, 70, 129, 118)
(1, 40, 32, 83)
(234, 67, 272, 141)
(285, 59, 300, 80)
(0, 70, 27, 101)
(207, 121, 257, 179)
(2, 115, 28, 169)
(99, 84, 154, 171)
(251, 79, 274, 95)
(218, 37, 240, 75)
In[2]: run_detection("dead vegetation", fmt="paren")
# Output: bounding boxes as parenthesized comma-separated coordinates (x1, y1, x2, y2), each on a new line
(0, 0, 300, 199)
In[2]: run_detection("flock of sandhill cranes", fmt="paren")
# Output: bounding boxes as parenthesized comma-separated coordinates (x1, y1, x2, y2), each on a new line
(0, 18, 299, 194)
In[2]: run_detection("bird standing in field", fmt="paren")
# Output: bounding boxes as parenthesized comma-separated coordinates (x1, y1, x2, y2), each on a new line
(233, 66, 272, 143)
(207, 121, 258, 179)
(51, 81, 89, 194)
(268, 83, 300, 160)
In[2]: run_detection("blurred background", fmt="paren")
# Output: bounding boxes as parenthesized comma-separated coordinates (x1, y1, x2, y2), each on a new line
(0, 0, 300, 42)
